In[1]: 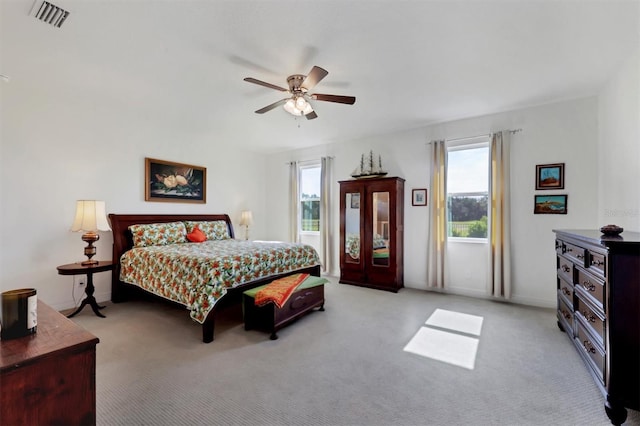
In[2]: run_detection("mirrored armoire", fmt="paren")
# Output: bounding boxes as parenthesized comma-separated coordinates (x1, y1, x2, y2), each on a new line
(339, 176, 404, 292)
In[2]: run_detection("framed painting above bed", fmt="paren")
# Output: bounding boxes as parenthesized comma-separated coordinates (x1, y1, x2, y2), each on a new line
(145, 157, 206, 203)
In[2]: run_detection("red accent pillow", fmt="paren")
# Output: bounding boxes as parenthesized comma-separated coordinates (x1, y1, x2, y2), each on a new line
(186, 226, 207, 243)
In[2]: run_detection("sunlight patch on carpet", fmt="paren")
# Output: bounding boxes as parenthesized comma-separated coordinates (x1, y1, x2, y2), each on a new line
(425, 308, 484, 336)
(403, 327, 479, 370)
(404, 309, 484, 369)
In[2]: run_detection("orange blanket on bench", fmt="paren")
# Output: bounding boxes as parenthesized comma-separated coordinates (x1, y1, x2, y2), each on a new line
(254, 273, 310, 308)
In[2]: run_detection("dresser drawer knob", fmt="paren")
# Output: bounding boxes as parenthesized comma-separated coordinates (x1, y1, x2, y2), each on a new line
(582, 311, 596, 323)
(591, 259, 604, 266)
(562, 265, 571, 273)
(582, 280, 596, 292)
(583, 340, 596, 354)
(561, 310, 571, 320)
(576, 254, 584, 260)
(562, 288, 571, 296)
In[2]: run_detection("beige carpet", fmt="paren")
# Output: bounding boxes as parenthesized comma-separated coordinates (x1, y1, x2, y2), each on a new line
(70, 278, 640, 426)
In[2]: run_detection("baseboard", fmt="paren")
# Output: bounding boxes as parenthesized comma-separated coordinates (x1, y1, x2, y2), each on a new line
(404, 283, 555, 309)
(46, 290, 111, 312)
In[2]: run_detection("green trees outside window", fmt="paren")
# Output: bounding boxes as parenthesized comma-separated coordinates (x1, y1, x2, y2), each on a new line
(448, 195, 488, 238)
(301, 197, 320, 231)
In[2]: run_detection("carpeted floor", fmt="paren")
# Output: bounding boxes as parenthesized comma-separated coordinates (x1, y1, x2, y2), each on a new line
(70, 277, 640, 426)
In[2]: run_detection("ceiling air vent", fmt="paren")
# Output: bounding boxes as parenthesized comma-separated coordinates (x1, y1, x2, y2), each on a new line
(32, 1, 70, 28)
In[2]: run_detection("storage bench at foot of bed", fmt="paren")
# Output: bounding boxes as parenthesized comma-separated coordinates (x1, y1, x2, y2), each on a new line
(243, 279, 325, 340)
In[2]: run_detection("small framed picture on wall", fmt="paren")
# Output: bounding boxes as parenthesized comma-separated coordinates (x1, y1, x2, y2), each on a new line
(534, 194, 567, 214)
(535, 163, 565, 190)
(412, 189, 427, 206)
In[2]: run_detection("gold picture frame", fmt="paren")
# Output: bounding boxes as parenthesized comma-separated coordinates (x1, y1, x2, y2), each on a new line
(145, 158, 206, 203)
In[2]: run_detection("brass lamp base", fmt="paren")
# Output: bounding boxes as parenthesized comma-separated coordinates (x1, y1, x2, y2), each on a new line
(81, 231, 100, 266)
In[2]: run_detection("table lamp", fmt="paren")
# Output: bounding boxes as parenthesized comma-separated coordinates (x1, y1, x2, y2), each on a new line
(239, 210, 253, 241)
(71, 200, 111, 266)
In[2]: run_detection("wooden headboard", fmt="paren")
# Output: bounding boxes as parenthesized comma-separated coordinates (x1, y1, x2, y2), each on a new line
(107, 213, 235, 302)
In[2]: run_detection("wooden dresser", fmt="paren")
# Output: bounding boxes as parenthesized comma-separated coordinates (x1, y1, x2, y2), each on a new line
(1, 300, 99, 425)
(553, 229, 639, 425)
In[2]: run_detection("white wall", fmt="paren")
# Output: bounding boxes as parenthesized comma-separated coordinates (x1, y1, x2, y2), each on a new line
(0, 79, 267, 311)
(265, 97, 601, 308)
(598, 50, 640, 231)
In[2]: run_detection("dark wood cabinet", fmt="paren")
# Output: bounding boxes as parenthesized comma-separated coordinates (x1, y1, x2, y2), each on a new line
(339, 176, 404, 292)
(553, 229, 639, 425)
(1, 300, 99, 425)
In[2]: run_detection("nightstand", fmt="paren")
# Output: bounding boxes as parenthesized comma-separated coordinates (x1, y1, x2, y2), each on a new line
(57, 260, 113, 318)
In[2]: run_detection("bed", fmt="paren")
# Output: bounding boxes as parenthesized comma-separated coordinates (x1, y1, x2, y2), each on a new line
(108, 213, 321, 343)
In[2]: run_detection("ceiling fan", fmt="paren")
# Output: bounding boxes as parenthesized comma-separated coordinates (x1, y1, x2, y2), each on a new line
(244, 66, 356, 120)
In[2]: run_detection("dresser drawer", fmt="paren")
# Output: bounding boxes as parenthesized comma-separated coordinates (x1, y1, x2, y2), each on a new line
(564, 242, 587, 266)
(576, 268, 605, 309)
(558, 276, 573, 306)
(588, 251, 606, 277)
(557, 256, 573, 283)
(557, 297, 573, 334)
(576, 321, 605, 384)
(576, 295, 605, 345)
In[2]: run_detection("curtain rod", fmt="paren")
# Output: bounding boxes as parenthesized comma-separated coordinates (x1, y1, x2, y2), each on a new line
(285, 156, 334, 165)
(427, 128, 523, 144)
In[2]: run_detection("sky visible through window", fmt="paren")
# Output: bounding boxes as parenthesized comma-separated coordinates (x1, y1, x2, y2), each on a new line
(447, 147, 488, 193)
(301, 166, 321, 198)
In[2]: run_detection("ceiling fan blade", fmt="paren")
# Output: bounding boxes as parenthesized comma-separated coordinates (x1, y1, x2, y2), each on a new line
(255, 98, 288, 114)
(302, 66, 328, 90)
(305, 110, 318, 120)
(311, 93, 356, 105)
(244, 77, 288, 92)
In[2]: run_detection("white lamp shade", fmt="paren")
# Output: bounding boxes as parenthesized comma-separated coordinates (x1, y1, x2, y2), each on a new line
(239, 210, 253, 226)
(283, 99, 303, 116)
(71, 200, 111, 232)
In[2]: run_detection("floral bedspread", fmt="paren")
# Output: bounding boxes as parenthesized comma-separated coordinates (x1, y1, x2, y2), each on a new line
(119, 240, 320, 323)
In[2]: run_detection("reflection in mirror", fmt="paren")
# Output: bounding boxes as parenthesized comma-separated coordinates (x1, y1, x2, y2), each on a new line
(372, 191, 390, 266)
(345, 192, 360, 264)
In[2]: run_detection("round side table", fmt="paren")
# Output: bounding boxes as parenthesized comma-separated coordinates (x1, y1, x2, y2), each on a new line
(57, 260, 113, 318)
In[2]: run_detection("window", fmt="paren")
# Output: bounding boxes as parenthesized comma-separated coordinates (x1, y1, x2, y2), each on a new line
(299, 163, 321, 233)
(447, 140, 489, 240)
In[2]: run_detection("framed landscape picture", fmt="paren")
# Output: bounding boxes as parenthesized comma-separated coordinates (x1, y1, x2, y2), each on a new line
(145, 158, 206, 203)
(534, 194, 567, 214)
(536, 163, 565, 190)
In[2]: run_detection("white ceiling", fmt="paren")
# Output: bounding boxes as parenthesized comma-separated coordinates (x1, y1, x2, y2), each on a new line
(1, 0, 638, 153)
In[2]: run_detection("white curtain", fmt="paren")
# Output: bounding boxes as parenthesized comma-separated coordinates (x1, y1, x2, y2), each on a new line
(289, 161, 300, 243)
(320, 157, 332, 273)
(427, 140, 447, 289)
(487, 131, 512, 298)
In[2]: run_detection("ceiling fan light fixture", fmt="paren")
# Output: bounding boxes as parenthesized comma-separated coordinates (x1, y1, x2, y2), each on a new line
(246, 65, 354, 119)
(295, 96, 307, 110)
(283, 99, 303, 116)
(301, 103, 313, 115)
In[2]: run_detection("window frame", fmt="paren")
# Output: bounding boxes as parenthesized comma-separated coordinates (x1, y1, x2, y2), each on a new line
(446, 138, 490, 243)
